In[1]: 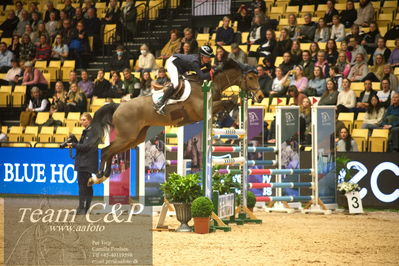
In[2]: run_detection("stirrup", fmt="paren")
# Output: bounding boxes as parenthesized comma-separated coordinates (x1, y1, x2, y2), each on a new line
(154, 102, 166, 115)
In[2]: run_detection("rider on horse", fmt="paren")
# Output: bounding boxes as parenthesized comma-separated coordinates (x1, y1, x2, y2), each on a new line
(153, 45, 215, 115)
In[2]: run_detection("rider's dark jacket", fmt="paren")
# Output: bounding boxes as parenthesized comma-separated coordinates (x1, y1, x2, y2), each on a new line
(172, 54, 211, 81)
(72, 125, 98, 173)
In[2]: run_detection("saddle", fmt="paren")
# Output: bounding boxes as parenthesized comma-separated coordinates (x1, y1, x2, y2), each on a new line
(167, 78, 185, 100)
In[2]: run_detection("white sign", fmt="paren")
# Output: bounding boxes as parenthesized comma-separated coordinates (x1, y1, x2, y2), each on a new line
(218, 193, 234, 218)
(346, 191, 364, 214)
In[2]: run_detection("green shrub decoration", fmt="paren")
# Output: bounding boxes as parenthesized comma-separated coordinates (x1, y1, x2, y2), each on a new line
(191, 196, 214, 217)
(237, 191, 257, 208)
(212, 166, 239, 194)
(160, 173, 202, 203)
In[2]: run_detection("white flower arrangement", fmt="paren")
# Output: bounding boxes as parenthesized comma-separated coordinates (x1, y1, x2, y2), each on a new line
(337, 182, 360, 193)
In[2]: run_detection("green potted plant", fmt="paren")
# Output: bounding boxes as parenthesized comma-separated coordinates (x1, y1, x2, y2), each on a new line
(236, 191, 257, 212)
(160, 173, 201, 232)
(191, 196, 214, 234)
(212, 166, 240, 194)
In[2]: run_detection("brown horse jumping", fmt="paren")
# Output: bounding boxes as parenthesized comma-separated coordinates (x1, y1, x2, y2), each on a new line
(89, 59, 262, 184)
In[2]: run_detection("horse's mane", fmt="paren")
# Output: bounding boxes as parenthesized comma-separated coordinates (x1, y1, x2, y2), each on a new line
(215, 59, 257, 77)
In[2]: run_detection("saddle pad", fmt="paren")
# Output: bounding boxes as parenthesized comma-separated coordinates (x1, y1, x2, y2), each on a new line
(152, 79, 191, 106)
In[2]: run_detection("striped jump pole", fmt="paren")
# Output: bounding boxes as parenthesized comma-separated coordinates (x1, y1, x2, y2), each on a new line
(256, 196, 314, 202)
(212, 157, 246, 166)
(165, 133, 178, 138)
(216, 168, 313, 175)
(249, 182, 313, 189)
(247, 160, 277, 166)
(213, 134, 244, 140)
(212, 128, 246, 135)
(212, 146, 277, 153)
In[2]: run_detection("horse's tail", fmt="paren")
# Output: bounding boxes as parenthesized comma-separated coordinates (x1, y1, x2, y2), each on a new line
(89, 102, 120, 146)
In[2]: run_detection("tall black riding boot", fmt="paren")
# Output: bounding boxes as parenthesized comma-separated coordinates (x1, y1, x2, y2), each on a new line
(76, 195, 86, 215)
(153, 85, 175, 115)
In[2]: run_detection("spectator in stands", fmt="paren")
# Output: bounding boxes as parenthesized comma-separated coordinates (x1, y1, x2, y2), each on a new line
(122, 68, 141, 98)
(182, 42, 192, 55)
(216, 16, 235, 46)
(310, 42, 320, 62)
(315, 51, 330, 77)
(276, 28, 292, 57)
(329, 66, 343, 91)
(52, 81, 67, 111)
(59, 19, 74, 46)
(28, 2, 42, 21)
(356, 79, 377, 111)
(285, 14, 298, 40)
(324, 0, 339, 27)
(384, 25, 399, 41)
(103, 0, 120, 25)
(83, 8, 101, 52)
(348, 53, 368, 82)
(314, 18, 330, 43)
(35, 35, 52, 62)
(262, 57, 275, 78)
(78, 70, 93, 98)
(354, 0, 374, 27)
(339, 0, 357, 28)
(319, 79, 339, 105)
(44, 1, 60, 23)
(14, 1, 24, 20)
(233, 4, 252, 33)
(72, 8, 84, 28)
(369, 37, 391, 65)
(64, 70, 78, 91)
(387, 39, 399, 69)
(45, 11, 59, 41)
(306, 66, 326, 96)
(63, 0, 76, 19)
(364, 54, 385, 82)
(337, 78, 356, 113)
(25, 24, 37, 43)
(270, 67, 289, 97)
(52, 34, 69, 61)
(361, 95, 385, 133)
(348, 37, 367, 64)
(256, 64, 272, 97)
(110, 45, 130, 73)
(82, 0, 96, 17)
(109, 72, 124, 98)
(258, 29, 277, 60)
(228, 43, 247, 64)
(252, 8, 266, 26)
(288, 85, 307, 106)
(152, 68, 170, 88)
(336, 127, 358, 152)
(22, 61, 48, 93)
(0, 10, 19, 38)
(290, 40, 302, 65)
(70, 21, 89, 69)
(93, 69, 111, 98)
(14, 10, 29, 37)
(66, 83, 87, 112)
(35, 23, 50, 47)
(279, 52, 295, 75)
(180, 28, 198, 53)
(381, 92, 399, 152)
(382, 64, 399, 91)
(297, 13, 316, 43)
(135, 44, 156, 73)
(26, 86, 49, 112)
(377, 78, 395, 108)
(160, 29, 181, 60)
(339, 40, 352, 63)
(19, 34, 36, 62)
(247, 15, 266, 45)
(4, 59, 21, 86)
(299, 97, 312, 144)
(250, 0, 266, 14)
(345, 25, 363, 44)
(8, 35, 20, 60)
(361, 23, 380, 55)
(299, 50, 314, 80)
(59, 11, 69, 25)
(30, 12, 42, 32)
(330, 15, 345, 42)
(214, 46, 229, 67)
(0, 42, 14, 73)
(140, 71, 152, 97)
(289, 65, 308, 93)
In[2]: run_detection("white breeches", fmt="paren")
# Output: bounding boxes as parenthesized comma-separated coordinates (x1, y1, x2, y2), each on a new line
(165, 56, 179, 89)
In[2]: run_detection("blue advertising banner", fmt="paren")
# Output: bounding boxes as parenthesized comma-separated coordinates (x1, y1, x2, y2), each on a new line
(0, 148, 104, 196)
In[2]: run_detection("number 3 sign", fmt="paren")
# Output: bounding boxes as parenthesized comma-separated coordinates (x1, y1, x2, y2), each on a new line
(345, 191, 364, 214)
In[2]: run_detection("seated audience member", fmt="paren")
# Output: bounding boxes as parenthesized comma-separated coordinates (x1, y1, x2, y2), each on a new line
(336, 127, 358, 152)
(9, 35, 20, 60)
(140, 71, 152, 96)
(160, 29, 181, 60)
(247, 15, 266, 45)
(0, 10, 19, 38)
(329, 66, 343, 91)
(135, 44, 156, 73)
(306, 66, 326, 96)
(299, 50, 314, 80)
(3, 59, 21, 86)
(348, 53, 368, 82)
(35, 23, 51, 47)
(44, 1, 60, 23)
(19, 34, 36, 62)
(345, 25, 363, 44)
(152, 67, 170, 89)
(233, 5, 252, 33)
(369, 37, 391, 65)
(51, 81, 68, 111)
(310, 42, 320, 62)
(122, 68, 141, 98)
(377, 78, 395, 108)
(324, 0, 339, 26)
(26, 86, 49, 112)
(362, 95, 385, 132)
(387, 39, 399, 69)
(314, 18, 330, 43)
(363, 54, 385, 82)
(361, 23, 381, 55)
(290, 40, 302, 65)
(103, 0, 120, 25)
(216, 16, 235, 46)
(64, 70, 78, 91)
(181, 42, 192, 55)
(284, 14, 298, 40)
(180, 28, 198, 53)
(78, 70, 93, 98)
(0, 42, 14, 73)
(66, 82, 87, 112)
(262, 57, 275, 78)
(270, 67, 290, 97)
(336, 78, 356, 113)
(356, 80, 377, 111)
(326, 39, 339, 66)
(382, 64, 399, 91)
(289, 65, 308, 93)
(45, 11, 59, 40)
(30, 11, 43, 32)
(110, 45, 130, 73)
(35, 35, 52, 61)
(339, 40, 352, 63)
(63, 0, 76, 20)
(319, 79, 339, 105)
(228, 43, 247, 64)
(22, 61, 48, 92)
(258, 29, 277, 60)
(288, 85, 307, 106)
(299, 97, 312, 144)
(297, 13, 316, 43)
(214, 46, 229, 67)
(330, 15, 345, 42)
(14, 10, 29, 37)
(354, 0, 374, 27)
(256, 65, 272, 97)
(276, 28, 292, 57)
(251, 0, 266, 13)
(279, 52, 295, 75)
(69, 21, 89, 69)
(384, 25, 399, 41)
(335, 51, 350, 78)
(339, 0, 357, 28)
(314, 51, 330, 77)
(83, 8, 101, 51)
(52, 34, 69, 61)
(109, 72, 125, 97)
(93, 69, 111, 98)
(380, 92, 399, 152)
(348, 37, 367, 64)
